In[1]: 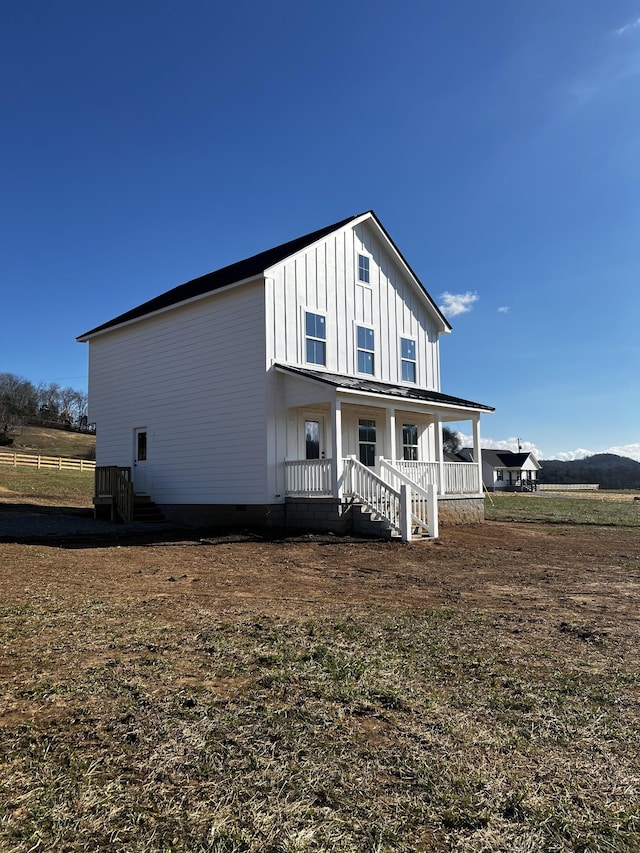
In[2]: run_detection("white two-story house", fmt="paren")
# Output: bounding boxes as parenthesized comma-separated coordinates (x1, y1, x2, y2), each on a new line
(78, 211, 493, 539)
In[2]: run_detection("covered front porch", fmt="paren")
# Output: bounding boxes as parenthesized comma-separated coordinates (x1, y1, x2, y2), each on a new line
(275, 365, 491, 539)
(284, 455, 480, 499)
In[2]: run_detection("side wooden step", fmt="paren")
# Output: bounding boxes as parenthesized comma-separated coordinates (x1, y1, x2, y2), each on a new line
(132, 495, 165, 523)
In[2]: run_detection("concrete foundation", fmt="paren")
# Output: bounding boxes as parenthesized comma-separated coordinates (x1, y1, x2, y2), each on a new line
(158, 494, 485, 535)
(159, 503, 285, 531)
(437, 496, 485, 525)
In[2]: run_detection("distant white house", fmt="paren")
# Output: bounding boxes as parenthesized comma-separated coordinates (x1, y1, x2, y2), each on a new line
(460, 448, 541, 491)
(78, 211, 493, 538)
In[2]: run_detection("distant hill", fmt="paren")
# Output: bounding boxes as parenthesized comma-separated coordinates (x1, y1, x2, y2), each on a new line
(539, 453, 640, 489)
(3, 425, 95, 460)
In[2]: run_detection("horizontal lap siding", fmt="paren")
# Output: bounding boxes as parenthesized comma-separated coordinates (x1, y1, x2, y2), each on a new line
(88, 281, 268, 504)
(268, 222, 441, 390)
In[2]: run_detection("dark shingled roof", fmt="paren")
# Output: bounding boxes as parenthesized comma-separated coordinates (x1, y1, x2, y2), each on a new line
(276, 364, 494, 412)
(78, 213, 361, 339)
(78, 210, 450, 339)
(471, 449, 539, 468)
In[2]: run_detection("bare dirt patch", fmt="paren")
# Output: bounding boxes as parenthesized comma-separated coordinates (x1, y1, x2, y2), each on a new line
(1, 522, 637, 630)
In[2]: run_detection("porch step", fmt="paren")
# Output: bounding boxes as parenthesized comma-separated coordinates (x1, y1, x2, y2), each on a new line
(353, 504, 430, 541)
(352, 504, 396, 540)
(132, 494, 165, 523)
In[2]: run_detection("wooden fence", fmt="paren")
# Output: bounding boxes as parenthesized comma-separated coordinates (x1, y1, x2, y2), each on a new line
(0, 451, 95, 472)
(537, 483, 599, 491)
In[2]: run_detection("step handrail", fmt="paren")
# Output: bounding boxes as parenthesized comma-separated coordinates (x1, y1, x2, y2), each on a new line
(95, 465, 133, 523)
(343, 456, 408, 538)
(378, 457, 439, 539)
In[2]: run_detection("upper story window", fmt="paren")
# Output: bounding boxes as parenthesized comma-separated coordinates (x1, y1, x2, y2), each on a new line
(401, 337, 416, 383)
(305, 311, 326, 366)
(357, 254, 370, 284)
(357, 326, 375, 375)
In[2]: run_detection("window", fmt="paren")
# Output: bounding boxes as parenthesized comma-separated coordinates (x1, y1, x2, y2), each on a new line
(358, 419, 376, 466)
(305, 311, 326, 365)
(305, 420, 320, 459)
(402, 424, 418, 461)
(496, 469, 504, 481)
(401, 337, 416, 383)
(358, 254, 370, 283)
(136, 430, 147, 462)
(357, 326, 375, 374)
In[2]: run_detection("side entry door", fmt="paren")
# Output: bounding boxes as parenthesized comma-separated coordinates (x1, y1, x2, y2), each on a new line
(133, 428, 148, 493)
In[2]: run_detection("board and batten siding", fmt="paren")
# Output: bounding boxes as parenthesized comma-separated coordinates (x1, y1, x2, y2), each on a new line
(265, 221, 442, 389)
(87, 280, 269, 504)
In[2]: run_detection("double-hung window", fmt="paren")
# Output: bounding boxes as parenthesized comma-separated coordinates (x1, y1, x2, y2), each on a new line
(305, 311, 326, 366)
(401, 337, 416, 383)
(358, 419, 376, 466)
(356, 326, 375, 375)
(357, 254, 370, 284)
(402, 424, 418, 461)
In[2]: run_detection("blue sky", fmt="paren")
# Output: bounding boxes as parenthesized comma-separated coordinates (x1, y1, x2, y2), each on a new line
(1, 1, 639, 461)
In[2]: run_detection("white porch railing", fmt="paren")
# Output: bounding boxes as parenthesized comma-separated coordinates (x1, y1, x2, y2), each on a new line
(284, 458, 332, 496)
(283, 456, 478, 540)
(284, 458, 480, 499)
(394, 460, 440, 491)
(394, 460, 480, 495)
(443, 462, 480, 495)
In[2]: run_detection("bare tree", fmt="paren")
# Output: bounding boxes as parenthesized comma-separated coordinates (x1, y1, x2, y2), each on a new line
(0, 373, 37, 440)
(36, 382, 61, 421)
(442, 426, 462, 455)
(66, 389, 88, 427)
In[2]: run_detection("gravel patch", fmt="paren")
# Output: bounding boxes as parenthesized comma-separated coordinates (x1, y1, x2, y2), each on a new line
(0, 505, 175, 541)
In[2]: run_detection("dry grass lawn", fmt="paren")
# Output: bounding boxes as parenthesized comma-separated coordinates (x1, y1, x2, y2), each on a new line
(4, 426, 95, 460)
(0, 515, 639, 851)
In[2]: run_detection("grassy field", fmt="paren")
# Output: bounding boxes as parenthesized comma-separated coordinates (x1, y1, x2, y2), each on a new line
(485, 491, 640, 528)
(4, 425, 95, 459)
(0, 426, 95, 507)
(0, 467, 93, 507)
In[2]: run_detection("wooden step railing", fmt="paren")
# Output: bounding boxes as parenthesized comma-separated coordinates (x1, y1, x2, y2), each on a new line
(95, 466, 134, 523)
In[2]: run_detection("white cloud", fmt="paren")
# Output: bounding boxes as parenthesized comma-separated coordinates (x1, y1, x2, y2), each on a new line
(438, 291, 478, 317)
(601, 443, 640, 462)
(548, 449, 593, 462)
(453, 437, 640, 463)
(615, 17, 640, 36)
(497, 306, 509, 313)
(456, 433, 544, 459)
(546, 444, 640, 462)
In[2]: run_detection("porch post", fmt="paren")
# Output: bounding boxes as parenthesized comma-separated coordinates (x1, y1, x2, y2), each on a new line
(331, 398, 343, 498)
(385, 407, 396, 462)
(436, 414, 444, 495)
(472, 415, 482, 495)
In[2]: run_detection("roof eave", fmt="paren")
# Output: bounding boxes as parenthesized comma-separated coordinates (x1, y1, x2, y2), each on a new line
(77, 274, 264, 342)
(363, 211, 452, 335)
(274, 364, 494, 413)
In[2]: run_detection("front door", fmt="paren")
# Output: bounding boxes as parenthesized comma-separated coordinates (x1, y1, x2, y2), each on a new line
(305, 418, 325, 460)
(133, 428, 148, 493)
